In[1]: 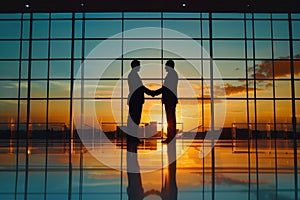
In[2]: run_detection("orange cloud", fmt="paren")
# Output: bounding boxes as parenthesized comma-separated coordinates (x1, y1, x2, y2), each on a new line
(248, 55, 300, 79)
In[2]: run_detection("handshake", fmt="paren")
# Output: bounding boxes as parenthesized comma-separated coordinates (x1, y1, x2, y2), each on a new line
(148, 89, 160, 97)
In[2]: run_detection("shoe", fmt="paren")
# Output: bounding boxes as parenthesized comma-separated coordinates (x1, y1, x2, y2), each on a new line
(161, 139, 171, 144)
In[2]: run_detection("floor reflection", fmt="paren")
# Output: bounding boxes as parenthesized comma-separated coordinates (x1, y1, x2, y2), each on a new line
(0, 138, 299, 199)
(126, 139, 178, 200)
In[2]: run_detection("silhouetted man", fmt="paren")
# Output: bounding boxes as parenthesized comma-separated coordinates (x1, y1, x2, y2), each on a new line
(153, 60, 178, 144)
(127, 59, 153, 145)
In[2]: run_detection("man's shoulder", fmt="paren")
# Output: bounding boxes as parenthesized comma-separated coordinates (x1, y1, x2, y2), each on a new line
(128, 70, 138, 78)
(170, 70, 178, 78)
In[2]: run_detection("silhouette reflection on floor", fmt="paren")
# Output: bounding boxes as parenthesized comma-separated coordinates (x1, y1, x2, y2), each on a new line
(127, 139, 178, 200)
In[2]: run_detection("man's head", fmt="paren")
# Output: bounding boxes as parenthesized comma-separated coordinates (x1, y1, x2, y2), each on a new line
(165, 60, 175, 72)
(131, 59, 140, 69)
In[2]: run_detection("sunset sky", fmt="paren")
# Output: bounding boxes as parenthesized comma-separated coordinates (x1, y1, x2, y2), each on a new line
(0, 14, 299, 132)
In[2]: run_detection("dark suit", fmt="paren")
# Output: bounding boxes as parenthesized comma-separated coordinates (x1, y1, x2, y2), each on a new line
(154, 68, 178, 142)
(127, 67, 152, 143)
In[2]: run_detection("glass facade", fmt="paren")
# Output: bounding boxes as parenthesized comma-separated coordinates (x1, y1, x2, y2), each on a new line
(0, 12, 299, 200)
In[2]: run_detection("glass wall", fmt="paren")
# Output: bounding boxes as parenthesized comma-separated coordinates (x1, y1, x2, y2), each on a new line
(0, 12, 299, 200)
(1, 12, 299, 132)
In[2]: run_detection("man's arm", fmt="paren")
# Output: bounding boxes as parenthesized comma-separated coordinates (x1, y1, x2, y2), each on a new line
(143, 86, 155, 97)
(152, 87, 163, 97)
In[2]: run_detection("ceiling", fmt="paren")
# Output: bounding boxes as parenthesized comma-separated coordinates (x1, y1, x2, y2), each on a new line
(1, 0, 300, 13)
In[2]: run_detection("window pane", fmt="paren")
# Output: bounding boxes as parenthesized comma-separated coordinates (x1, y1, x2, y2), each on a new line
(50, 40, 71, 58)
(214, 60, 246, 78)
(32, 40, 48, 59)
(256, 80, 273, 98)
(0, 21, 21, 39)
(163, 12, 200, 18)
(247, 40, 253, 58)
(274, 60, 291, 79)
(32, 20, 49, 38)
(212, 13, 244, 19)
(177, 80, 201, 98)
(292, 21, 300, 39)
(94, 100, 120, 130)
(275, 81, 291, 98)
(31, 61, 48, 79)
(273, 41, 290, 58)
(0, 41, 20, 59)
(74, 40, 82, 58)
(202, 20, 210, 38)
(85, 12, 122, 18)
(30, 81, 47, 98)
(163, 40, 202, 58)
(94, 80, 119, 98)
(75, 20, 82, 38)
(48, 100, 70, 125)
(250, 60, 273, 79)
(272, 20, 289, 39)
(85, 40, 122, 58)
(217, 80, 246, 98)
(49, 80, 70, 98)
(0, 61, 19, 79)
(257, 100, 273, 123)
(32, 13, 49, 19)
(246, 20, 253, 38)
(0, 13, 21, 19)
(51, 13, 72, 19)
(73, 60, 82, 78)
(84, 60, 121, 79)
(0, 81, 18, 98)
(21, 61, 28, 79)
(50, 60, 71, 78)
(224, 100, 247, 126)
(124, 20, 161, 38)
(174, 60, 201, 78)
(276, 100, 291, 122)
(255, 40, 272, 59)
(22, 41, 29, 59)
(212, 20, 244, 38)
(292, 14, 300, 19)
(30, 100, 46, 123)
(85, 20, 122, 38)
(163, 20, 201, 38)
(254, 20, 271, 38)
(296, 100, 300, 121)
(295, 60, 300, 78)
(51, 20, 72, 38)
(293, 41, 300, 59)
(22, 20, 30, 39)
(213, 40, 245, 58)
(295, 81, 300, 98)
(124, 12, 160, 18)
(0, 100, 18, 122)
(124, 40, 161, 58)
(254, 13, 271, 19)
(20, 81, 27, 98)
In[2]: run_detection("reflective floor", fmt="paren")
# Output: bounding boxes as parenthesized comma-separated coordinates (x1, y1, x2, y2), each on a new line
(0, 138, 299, 200)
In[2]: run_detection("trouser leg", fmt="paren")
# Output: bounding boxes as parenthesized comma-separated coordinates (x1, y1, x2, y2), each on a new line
(165, 105, 176, 141)
(127, 103, 142, 145)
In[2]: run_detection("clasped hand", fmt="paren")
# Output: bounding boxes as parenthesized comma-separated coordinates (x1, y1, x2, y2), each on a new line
(149, 90, 158, 97)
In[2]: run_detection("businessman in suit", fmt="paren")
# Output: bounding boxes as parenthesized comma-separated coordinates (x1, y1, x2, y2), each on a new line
(153, 60, 178, 144)
(127, 59, 153, 145)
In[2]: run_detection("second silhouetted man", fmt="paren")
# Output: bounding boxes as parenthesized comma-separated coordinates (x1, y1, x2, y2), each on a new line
(153, 60, 178, 144)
